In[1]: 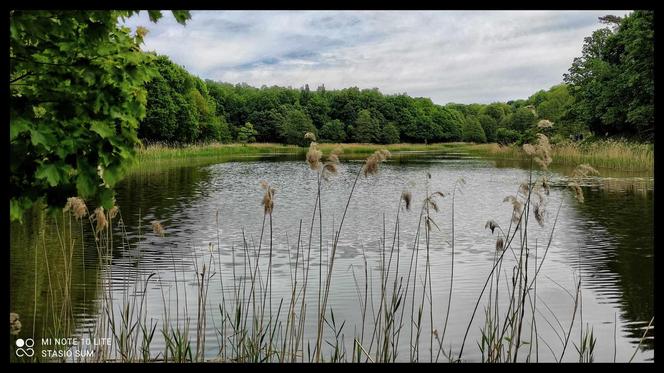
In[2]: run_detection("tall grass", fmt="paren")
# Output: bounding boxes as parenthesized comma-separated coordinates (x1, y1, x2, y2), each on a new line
(10, 135, 654, 363)
(466, 139, 653, 172)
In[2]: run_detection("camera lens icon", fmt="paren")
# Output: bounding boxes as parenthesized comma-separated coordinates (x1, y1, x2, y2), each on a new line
(15, 338, 34, 357)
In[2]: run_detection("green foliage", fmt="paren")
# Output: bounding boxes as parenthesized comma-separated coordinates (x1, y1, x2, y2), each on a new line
(277, 108, 317, 146)
(353, 109, 381, 143)
(381, 122, 401, 144)
(319, 119, 347, 143)
(481, 103, 511, 123)
(510, 107, 537, 132)
(462, 116, 487, 143)
(495, 128, 521, 145)
(237, 122, 258, 144)
(478, 115, 498, 143)
(9, 10, 190, 222)
(140, 55, 227, 144)
(564, 11, 654, 140)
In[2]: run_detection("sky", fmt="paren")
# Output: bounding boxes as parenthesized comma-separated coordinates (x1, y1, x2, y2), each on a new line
(122, 10, 631, 105)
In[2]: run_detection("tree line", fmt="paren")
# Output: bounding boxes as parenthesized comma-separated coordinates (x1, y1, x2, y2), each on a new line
(139, 10, 653, 146)
(139, 56, 574, 147)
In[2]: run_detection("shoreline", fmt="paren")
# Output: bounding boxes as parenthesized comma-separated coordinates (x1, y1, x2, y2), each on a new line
(133, 141, 653, 173)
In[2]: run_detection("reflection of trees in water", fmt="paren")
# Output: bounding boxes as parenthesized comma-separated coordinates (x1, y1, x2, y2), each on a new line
(116, 165, 212, 228)
(571, 186, 654, 349)
(10, 206, 102, 357)
(493, 158, 654, 349)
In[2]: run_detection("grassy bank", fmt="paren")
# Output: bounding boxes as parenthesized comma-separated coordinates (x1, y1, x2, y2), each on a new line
(132, 140, 653, 173)
(131, 142, 466, 174)
(462, 140, 653, 172)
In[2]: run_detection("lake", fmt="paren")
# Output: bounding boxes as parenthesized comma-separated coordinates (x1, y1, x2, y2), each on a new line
(9, 150, 654, 362)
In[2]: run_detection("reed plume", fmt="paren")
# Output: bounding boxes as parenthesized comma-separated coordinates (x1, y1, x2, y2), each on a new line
(363, 149, 391, 177)
(109, 205, 119, 220)
(94, 207, 108, 234)
(10, 312, 21, 335)
(260, 180, 276, 215)
(485, 220, 498, 234)
(523, 133, 552, 170)
(152, 220, 165, 237)
(568, 164, 600, 203)
(495, 237, 505, 251)
(306, 142, 323, 170)
(503, 196, 523, 224)
(304, 132, 317, 142)
(537, 119, 554, 128)
(532, 189, 546, 227)
(327, 147, 343, 164)
(63, 197, 88, 220)
(321, 148, 342, 181)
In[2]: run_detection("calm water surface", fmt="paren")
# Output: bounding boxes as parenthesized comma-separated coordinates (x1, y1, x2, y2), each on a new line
(10, 152, 654, 362)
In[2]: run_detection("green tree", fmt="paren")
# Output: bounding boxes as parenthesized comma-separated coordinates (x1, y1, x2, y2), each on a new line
(353, 109, 381, 143)
(277, 107, 317, 146)
(462, 116, 487, 143)
(319, 119, 347, 143)
(511, 107, 537, 132)
(381, 122, 400, 144)
(9, 10, 190, 222)
(481, 103, 510, 123)
(140, 72, 177, 141)
(432, 107, 464, 142)
(495, 128, 521, 145)
(478, 114, 498, 143)
(564, 11, 653, 140)
(237, 122, 258, 144)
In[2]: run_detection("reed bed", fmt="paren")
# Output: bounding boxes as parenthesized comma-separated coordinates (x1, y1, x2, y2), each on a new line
(466, 140, 653, 172)
(10, 133, 654, 363)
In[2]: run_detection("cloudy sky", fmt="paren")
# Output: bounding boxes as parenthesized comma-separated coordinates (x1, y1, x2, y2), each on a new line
(123, 10, 630, 105)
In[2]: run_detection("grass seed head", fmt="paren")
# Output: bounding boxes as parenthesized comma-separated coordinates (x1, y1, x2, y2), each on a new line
(363, 149, 391, 177)
(503, 195, 523, 224)
(306, 142, 323, 170)
(94, 207, 108, 234)
(152, 220, 165, 237)
(64, 197, 88, 220)
(10, 312, 21, 335)
(496, 237, 505, 251)
(485, 220, 498, 234)
(304, 132, 317, 142)
(537, 119, 554, 128)
(260, 181, 276, 215)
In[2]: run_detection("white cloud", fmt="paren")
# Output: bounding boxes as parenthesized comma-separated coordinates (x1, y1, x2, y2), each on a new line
(122, 10, 631, 104)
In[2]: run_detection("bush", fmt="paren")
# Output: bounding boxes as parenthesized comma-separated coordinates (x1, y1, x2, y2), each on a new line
(319, 119, 347, 143)
(278, 109, 317, 146)
(381, 122, 400, 144)
(496, 128, 521, 145)
(463, 116, 487, 143)
(237, 122, 258, 144)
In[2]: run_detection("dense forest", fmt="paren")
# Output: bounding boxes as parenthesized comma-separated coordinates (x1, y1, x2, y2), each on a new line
(138, 10, 654, 146)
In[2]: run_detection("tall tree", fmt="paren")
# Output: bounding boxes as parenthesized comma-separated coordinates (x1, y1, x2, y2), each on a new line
(277, 107, 317, 146)
(564, 11, 654, 140)
(353, 109, 381, 143)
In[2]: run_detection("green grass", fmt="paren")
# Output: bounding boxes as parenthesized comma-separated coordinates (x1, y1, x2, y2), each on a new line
(461, 140, 653, 172)
(129, 142, 469, 175)
(132, 140, 653, 174)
